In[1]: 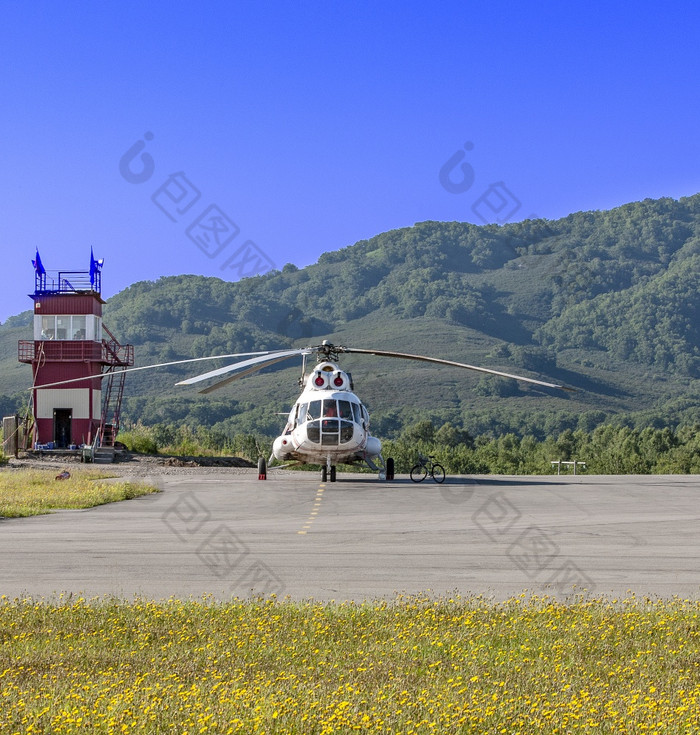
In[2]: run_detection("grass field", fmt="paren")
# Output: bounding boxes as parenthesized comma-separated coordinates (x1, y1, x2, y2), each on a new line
(0, 595, 698, 733)
(0, 469, 160, 517)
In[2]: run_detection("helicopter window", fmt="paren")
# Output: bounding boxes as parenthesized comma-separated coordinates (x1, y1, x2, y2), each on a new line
(322, 400, 338, 417)
(297, 403, 308, 424)
(306, 420, 320, 443)
(307, 400, 322, 421)
(351, 402, 362, 424)
(338, 400, 353, 420)
(321, 418, 339, 445)
(340, 421, 354, 443)
(305, 416, 354, 445)
(288, 405, 299, 431)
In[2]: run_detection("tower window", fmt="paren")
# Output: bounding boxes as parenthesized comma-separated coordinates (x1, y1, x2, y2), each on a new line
(72, 315, 86, 339)
(35, 315, 101, 341)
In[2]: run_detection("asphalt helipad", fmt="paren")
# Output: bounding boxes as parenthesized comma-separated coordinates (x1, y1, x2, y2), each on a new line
(1, 470, 699, 601)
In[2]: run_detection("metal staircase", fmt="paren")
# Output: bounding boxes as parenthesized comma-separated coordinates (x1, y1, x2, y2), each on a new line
(99, 324, 133, 447)
(100, 369, 127, 446)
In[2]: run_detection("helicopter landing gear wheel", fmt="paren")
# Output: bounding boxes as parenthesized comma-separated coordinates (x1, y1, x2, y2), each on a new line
(257, 457, 267, 480)
(386, 458, 394, 481)
(322, 458, 336, 482)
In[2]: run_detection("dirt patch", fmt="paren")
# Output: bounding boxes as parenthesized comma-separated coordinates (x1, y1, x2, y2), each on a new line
(159, 455, 255, 468)
(4, 451, 256, 475)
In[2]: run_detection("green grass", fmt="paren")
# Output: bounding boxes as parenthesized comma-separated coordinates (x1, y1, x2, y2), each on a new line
(0, 595, 698, 732)
(0, 468, 160, 517)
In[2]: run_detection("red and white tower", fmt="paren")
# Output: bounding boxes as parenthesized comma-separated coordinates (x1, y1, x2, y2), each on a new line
(18, 251, 134, 449)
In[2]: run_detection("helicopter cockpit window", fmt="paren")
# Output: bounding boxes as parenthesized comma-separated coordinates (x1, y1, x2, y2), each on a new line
(321, 419, 339, 444)
(287, 405, 298, 432)
(306, 400, 322, 421)
(306, 417, 355, 445)
(306, 421, 321, 442)
(303, 399, 357, 445)
(300, 400, 359, 430)
(340, 421, 354, 442)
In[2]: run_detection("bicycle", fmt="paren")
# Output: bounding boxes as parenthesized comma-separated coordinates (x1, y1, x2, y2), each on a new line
(410, 454, 445, 483)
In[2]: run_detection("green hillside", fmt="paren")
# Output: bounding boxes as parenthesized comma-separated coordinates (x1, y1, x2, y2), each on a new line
(1, 194, 698, 439)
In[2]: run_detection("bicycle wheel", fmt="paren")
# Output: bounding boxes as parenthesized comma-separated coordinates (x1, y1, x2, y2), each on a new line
(431, 464, 445, 483)
(410, 464, 428, 482)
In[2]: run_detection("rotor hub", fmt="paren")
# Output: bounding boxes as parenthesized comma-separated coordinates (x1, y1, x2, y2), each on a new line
(316, 340, 341, 363)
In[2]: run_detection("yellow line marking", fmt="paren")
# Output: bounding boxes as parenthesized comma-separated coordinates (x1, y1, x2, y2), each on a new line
(297, 481, 327, 535)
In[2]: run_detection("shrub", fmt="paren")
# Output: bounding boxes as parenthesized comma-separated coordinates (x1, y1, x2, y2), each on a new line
(116, 424, 159, 454)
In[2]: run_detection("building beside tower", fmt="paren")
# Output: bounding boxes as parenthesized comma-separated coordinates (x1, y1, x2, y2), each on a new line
(18, 251, 134, 449)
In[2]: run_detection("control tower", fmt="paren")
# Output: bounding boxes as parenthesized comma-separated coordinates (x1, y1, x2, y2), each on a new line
(18, 250, 134, 449)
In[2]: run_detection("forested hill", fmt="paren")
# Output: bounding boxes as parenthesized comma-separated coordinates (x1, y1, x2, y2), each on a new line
(1, 194, 699, 438)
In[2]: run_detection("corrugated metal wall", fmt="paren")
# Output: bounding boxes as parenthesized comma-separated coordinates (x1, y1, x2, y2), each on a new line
(34, 294, 103, 315)
(34, 362, 102, 389)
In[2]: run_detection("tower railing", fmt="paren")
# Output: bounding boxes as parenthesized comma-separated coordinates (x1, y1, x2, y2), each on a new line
(18, 339, 133, 366)
(101, 324, 135, 367)
(34, 269, 101, 295)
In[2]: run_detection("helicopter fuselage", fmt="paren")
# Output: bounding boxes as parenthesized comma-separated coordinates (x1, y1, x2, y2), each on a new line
(271, 362, 382, 467)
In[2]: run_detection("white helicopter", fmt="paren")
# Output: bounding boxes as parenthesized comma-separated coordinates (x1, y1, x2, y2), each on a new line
(173, 340, 570, 482)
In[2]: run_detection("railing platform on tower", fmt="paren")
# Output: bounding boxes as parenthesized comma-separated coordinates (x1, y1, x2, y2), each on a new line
(34, 268, 102, 296)
(18, 339, 134, 366)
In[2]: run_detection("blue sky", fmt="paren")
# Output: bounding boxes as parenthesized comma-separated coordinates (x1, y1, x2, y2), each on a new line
(1, 1, 698, 322)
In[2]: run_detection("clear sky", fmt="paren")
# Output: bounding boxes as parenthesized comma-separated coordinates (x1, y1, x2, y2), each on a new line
(1, 1, 698, 322)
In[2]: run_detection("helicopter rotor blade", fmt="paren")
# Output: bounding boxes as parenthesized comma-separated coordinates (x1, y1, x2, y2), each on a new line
(341, 347, 573, 391)
(26, 350, 281, 391)
(176, 349, 309, 387)
(197, 353, 304, 394)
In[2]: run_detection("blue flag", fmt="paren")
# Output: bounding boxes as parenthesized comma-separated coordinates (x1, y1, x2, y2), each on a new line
(89, 247, 103, 286)
(32, 249, 46, 276)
